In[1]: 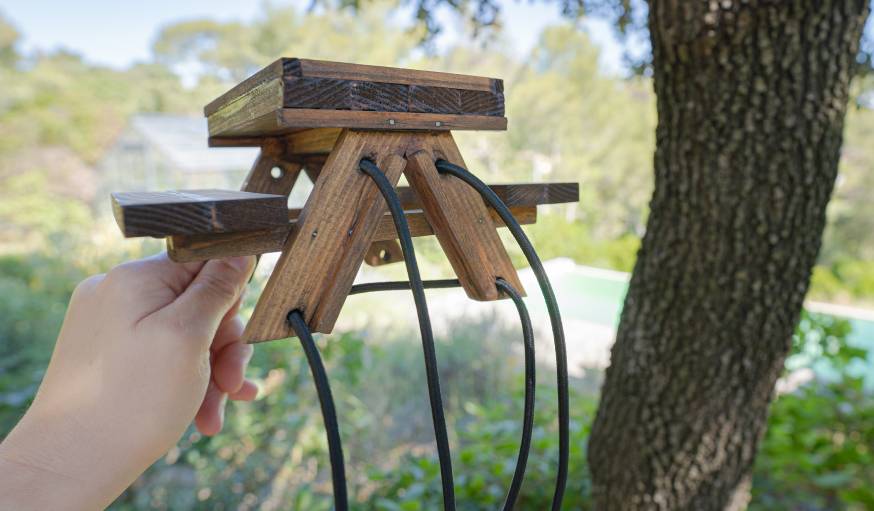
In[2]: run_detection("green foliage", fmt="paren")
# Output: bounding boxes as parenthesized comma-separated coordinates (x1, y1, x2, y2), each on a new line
(0, 12, 18, 67)
(810, 260, 874, 307)
(364, 385, 597, 510)
(525, 214, 640, 272)
(752, 311, 874, 510)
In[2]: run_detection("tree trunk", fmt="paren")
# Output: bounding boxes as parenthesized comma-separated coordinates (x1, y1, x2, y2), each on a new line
(587, 1, 870, 509)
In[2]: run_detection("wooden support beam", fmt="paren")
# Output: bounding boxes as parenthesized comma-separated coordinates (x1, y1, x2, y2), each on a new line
(404, 133, 525, 299)
(166, 206, 536, 262)
(244, 129, 409, 342)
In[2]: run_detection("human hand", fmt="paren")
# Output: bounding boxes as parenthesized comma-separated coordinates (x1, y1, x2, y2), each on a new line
(0, 253, 257, 510)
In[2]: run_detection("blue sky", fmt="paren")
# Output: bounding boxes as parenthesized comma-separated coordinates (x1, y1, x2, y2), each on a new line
(0, 0, 627, 74)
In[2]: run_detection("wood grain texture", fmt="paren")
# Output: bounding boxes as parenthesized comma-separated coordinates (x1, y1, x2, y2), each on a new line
(404, 133, 525, 300)
(167, 206, 536, 262)
(204, 58, 500, 116)
(111, 190, 288, 238)
(244, 130, 409, 342)
(288, 128, 341, 154)
(279, 77, 504, 116)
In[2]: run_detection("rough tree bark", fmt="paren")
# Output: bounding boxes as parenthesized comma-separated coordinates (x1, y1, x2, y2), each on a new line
(587, 1, 871, 509)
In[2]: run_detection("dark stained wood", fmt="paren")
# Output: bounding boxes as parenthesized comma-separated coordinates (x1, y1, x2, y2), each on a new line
(204, 58, 501, 116)
(205, 58, 507, 137)
(288, 59, 500, 92)
(404, 134, 525, 300)
(460, 90, 505, 116)
(410, 86, 461, 114)
(111, 190, 288, 238)
(166, 206, 537, 263)
(394, 182, 579, 209)
(283, 77, 411, 112)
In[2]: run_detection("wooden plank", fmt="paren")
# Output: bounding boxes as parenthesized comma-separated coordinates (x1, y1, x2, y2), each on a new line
(204, 58, 504, 117)
(283, 77, 411, 112)
(405, 133, 525, 300)
(208, 78, 285, 137)
(121, 183, 574, 238)
(111, 190, 288, 238)
(204, 59, 284, 116)
(395, 183, 578, 209)
(287, 128, 341, 154)
(279, 77, 504, 116)
(209, 80, 504, 134)
(243, 130, 409, 342)
(208, 109, 507, 137)
(167, 207, 537, 263)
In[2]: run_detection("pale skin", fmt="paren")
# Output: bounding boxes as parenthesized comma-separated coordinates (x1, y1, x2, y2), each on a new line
(0, 253, 258, 510)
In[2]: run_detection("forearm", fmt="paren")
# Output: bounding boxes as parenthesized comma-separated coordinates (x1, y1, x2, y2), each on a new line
(0, 409, 143, 511)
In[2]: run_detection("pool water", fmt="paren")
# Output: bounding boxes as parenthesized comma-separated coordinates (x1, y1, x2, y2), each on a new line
(518, 260, 874, 386)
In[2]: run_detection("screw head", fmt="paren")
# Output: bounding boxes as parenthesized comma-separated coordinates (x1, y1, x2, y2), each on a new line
(435, 121, 442, 127)
(311, 229, 318, 238)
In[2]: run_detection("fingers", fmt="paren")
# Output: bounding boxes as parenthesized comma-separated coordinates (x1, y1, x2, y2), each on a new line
(213, 342, 253, 394)
(195, 382, 226, 436)
(230, 380, 258, 401)
(167, 256, 255, 347)
(195, 377, 258, 436)
(212, 307, 245, 355)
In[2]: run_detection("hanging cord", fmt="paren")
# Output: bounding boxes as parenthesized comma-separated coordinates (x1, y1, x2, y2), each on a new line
(286, 310, 348, 511)
(350, 278, 461, 295)
(495, 278, 536, 511)
(435, 159, 569, 511)
(359, 158, 456, 511)
(348, 276, 534, 510)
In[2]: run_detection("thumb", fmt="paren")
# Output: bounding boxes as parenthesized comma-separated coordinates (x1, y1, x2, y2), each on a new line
(167, 256, 255, 342)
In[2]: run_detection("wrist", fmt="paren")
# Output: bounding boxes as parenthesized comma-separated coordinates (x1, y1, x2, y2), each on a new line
(0, 406, 145, 510)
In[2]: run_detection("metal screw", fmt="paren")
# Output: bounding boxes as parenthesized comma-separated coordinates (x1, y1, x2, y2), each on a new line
(435, 121, 442, 127)
(388, 119, 396, 125)
(311, 229, 318, 238)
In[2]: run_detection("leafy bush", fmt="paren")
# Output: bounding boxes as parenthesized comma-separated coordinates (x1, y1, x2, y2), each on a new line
(751, 312, 874, 510)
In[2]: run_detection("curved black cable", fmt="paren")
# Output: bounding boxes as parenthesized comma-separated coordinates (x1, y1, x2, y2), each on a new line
(359, 158, 456, 511)
(286, 310, 348, 511)
(495, 278, 536, 511)
(349, 278, 461, 295)
(436, 159, 569, 511)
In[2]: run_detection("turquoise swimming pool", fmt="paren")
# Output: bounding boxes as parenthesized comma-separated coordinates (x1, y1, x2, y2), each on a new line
(520, 262, 874, 386)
